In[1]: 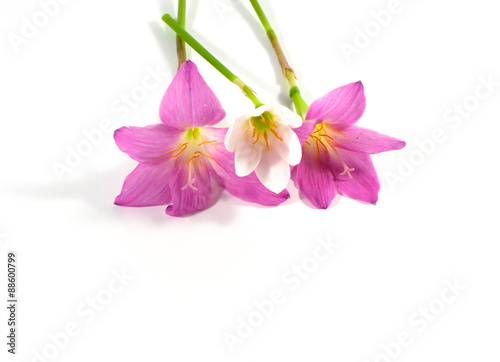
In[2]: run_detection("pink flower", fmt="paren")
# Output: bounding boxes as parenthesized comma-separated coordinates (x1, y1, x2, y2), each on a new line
(293, 81, 405, 208)
(114, 61, 289, 216)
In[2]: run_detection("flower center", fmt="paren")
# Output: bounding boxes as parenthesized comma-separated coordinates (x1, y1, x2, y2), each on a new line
(250, 111, 283, 150)
(167, 128, 218, 190)
(305, 122, 355, 179)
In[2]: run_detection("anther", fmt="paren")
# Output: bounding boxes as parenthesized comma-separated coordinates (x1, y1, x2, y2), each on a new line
(168, 143, 188, 158)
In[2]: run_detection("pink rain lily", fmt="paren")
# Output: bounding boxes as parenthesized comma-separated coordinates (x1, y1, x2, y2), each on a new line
(293, 81, 405, 209)
(114, 61, 289, 216)
(225, 104, 303, 193)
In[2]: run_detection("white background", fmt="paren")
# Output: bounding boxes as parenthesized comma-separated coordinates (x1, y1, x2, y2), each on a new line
(1, 0, 499, 361)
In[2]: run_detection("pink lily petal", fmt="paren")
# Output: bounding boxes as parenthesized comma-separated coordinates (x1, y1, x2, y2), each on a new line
(293, 120, 318, 145)
(331, 148, 380, 204)
(334, 125, 406, 154)
(292, 150, 337, 209)
(114, 124, 183, 164)
(208, 128, 290, 205)
(159, 60, 226, 129)
(306, 81, 366, 126)
(166, 158, 213, 217)
(115, 163, 172, 206)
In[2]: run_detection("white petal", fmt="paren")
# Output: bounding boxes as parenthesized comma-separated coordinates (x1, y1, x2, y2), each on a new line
(246, 104, 271, 118)
(269, 104, 303, 128)
(273, 126, 303, 166)
(254, 150, 291, 193)
(225, 116, 248, 152)
(235, 141, 263, 177)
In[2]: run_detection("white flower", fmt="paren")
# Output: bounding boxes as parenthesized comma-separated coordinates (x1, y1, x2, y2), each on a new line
(225, 104, 303, 193)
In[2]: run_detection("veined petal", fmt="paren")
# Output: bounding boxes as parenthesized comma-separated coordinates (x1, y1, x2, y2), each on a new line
(306, 81, 366, 126)
(159, 60, 226, 129)
(292, 150, 337, 209)
(254, 150, 291, 194)
(207, 128, 289, 205)
(293, 120, 318, 145)
(115, 163, 172, 206)
(273, 126, 302, 166)
(334, 125, 406, 154)
(166, 158, 213, 216)
(331, 148, 380, 204)
(114, 125, 184, 164)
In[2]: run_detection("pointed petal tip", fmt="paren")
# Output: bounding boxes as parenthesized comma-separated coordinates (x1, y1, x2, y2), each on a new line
(113, 127, 125, 138)
(179, 59, 195, 71)
(160, 60, 225, 128)
(113, 196, 126, 206)
(277, 189, 291, 199)
(165, 204, 183, 217)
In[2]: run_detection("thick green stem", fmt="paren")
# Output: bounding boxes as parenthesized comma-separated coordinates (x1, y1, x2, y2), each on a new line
(249, 0, 309, 118)
(162, 14, 264, 108)
(176, 0, 187, 69)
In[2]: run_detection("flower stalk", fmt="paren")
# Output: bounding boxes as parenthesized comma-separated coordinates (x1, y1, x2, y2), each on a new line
(248, 0, 309, 119)
(176, 0, 187, 69)
(162, 14, 264, 108)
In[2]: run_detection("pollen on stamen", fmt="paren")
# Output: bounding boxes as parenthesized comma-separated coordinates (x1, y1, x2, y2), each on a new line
(319, 133, 334, 141)
(270, 129, 283, 141)
(168, 143, 188, 158)
(253, 132, 261, 145)
(198, 140, 217, 146)
(187, 155, 200, 163)
(313, 123, 324, 135)
(263, 132, 270, 150)
(194, 151, 213, 162)
(313, 136, 328, 162)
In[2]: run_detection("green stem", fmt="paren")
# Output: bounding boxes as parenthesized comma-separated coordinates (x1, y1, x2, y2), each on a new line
(249, 0, 309, 119)
(176, 0, 187, 69)
(162, 14, 264, 108)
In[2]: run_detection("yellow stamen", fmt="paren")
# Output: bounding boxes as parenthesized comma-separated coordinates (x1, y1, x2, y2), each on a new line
(168, 143, 188, 158)
(270, 129, 283, 141)
(187, 155, 200, 163)
(263, 132, 270, 150)
(194, 151, 213, 161)
(312, 123, 324, 134)
(319, 134, 334, 141)
(253, 132, 261, 144)
(198, 140, 217, 146)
